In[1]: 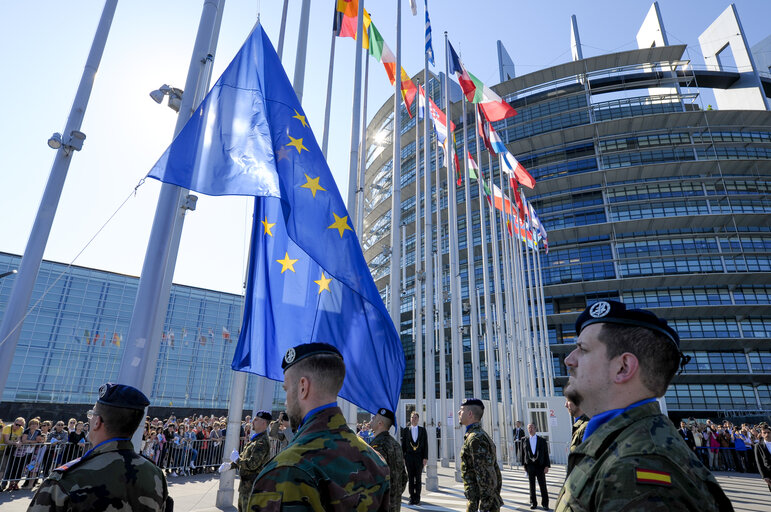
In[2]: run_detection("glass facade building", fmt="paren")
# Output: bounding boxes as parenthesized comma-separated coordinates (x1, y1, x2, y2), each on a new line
(361, 15, 770, 420)
(0, 252, 271, 412)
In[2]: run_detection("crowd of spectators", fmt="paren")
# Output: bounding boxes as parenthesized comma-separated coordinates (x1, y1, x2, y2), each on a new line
(678, 418, 767, 474)
(0, 411, 293, 492)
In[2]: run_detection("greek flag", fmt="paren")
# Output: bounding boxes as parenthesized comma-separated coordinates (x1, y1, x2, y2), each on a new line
(425, 0, 435, 66)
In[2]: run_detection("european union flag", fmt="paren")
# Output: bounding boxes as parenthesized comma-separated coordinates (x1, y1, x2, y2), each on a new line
(147, 24, 404, 414)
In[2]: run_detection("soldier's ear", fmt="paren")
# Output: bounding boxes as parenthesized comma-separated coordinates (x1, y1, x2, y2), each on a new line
(612, 352, 639, 384)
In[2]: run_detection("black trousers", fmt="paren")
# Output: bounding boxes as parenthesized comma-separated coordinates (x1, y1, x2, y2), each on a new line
(526, 465, 548, 508)
(405, 455, 423, 501)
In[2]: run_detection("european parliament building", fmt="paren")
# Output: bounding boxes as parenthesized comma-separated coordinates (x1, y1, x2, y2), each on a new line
(0, 251, 267, 419)
(361, 4, 771, 421)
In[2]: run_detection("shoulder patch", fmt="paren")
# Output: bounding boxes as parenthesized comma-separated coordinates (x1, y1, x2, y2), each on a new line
(54, 457, 82, 472)
(635, 467, 672, 486)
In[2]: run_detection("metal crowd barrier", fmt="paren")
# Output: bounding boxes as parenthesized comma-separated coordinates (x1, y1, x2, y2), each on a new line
(0, 440, 91, 490)
(693, 445, 757, 473)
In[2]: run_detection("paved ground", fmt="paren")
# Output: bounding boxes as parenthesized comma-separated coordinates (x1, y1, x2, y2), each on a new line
(1, 463, 768, 511)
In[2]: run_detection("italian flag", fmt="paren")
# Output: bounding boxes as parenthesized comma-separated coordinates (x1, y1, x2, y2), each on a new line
(448, 41, 517, 122)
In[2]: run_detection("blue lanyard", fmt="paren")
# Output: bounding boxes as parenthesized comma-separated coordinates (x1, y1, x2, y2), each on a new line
(82, 437, 130, 459)
(300, 402, 337, 428)
(465, 422, 479, 433)
(250, 431, 264, 441)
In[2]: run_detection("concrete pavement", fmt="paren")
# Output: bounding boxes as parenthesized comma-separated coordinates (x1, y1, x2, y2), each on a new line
(1, 463, 767, 511)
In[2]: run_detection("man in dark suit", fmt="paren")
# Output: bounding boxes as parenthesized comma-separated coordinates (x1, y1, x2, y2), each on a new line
(755, 423, 771, 493)
(513, 420, 526, 463)
(678, 420, 696, 452)
(401, 411, 428, 505)
(521, 423, 550, 510)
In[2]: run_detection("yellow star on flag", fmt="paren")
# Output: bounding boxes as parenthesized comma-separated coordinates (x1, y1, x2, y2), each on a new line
(300, 174, 326, 198)
(292, 109, 308, 128)
(261, 216, 275, 237)
(328, 212, 353, 238)
(276, 146, 290, 161)
(276, 252, 299, 274)
(286, 135, 307, 154)
(314, 272, 332, 294)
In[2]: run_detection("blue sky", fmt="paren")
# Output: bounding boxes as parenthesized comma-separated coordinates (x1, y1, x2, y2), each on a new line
(0, 0, 767, 294)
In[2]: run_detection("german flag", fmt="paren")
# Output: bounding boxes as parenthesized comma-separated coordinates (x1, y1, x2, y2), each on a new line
(635, 468, 672, 486)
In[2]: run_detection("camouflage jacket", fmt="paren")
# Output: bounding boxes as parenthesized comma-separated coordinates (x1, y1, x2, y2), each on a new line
(27, 438, 169, 512)
(567, 415, 589, 476)
(460, 423, 503, 512)
(237, 431, 271, 493)
(556, 402, 734, 512)
(247, 406, 390, 511)
(370, 431, 407, 512)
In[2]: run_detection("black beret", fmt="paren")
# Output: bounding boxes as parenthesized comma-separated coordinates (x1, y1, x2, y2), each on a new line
(461, 398, 484, 408)
(254, 410, 272, 422)
(281, 342, 343, 372)
(377, 408, 395, 424)
(575, 300, 680, 348)
(96, 382, 149, 411)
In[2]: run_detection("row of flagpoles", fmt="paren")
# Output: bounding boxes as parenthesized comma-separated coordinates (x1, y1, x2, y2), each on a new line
(333, 0, 554, 475)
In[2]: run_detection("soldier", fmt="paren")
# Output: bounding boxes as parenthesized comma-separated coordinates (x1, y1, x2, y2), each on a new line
(370, 408, 407, 512)
(564, 398, 588, 477)
(232, 410, 272, 512)
(28, 382, 170, 511)
(248, 343, 390, 511)
(458, 398, 503, 512)
(556, 300, 733, 512)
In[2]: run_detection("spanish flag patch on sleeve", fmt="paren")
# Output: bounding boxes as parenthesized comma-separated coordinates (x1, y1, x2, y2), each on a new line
(635, 468, 672, 486)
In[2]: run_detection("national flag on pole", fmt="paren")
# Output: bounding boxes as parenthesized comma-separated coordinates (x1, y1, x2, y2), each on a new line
(84, 329, 91, 345)
(509, 178, 525, 223)
(540, 223, 549, 254)
(418, 85, 454, 144)
(111, 333, 121, 347)
(487, 122, 508, 155)
(467, 151, 478, 179)
(442, 134, 462, 186)
(447, 41, 517, 122)
(424, 0, 434, 66)
(502, 150, 536, 189)
(368, 21, 417, 117)
(410, 0, 418, 16)
(147, 24, 404, 415)
(334, 0, 371, 49)
(490, 182, 514, 215)
(222, 326, 231, 342)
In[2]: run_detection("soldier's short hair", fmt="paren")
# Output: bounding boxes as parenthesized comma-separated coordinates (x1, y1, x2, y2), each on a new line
(466, 405, 484, 421)
(289, 352, 346, 395)
(95, 402, 144, 437)
(598, 324, 680, 396)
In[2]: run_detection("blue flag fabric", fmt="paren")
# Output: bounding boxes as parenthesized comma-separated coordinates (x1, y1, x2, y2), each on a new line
(425, 0, 435, 66)
(147, 24, 404, 414)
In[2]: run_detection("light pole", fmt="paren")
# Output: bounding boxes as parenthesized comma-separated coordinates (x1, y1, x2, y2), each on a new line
(0, 270, 17, 280)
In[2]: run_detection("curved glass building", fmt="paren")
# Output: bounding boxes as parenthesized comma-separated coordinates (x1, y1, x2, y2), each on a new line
(360, 4, 771, 421)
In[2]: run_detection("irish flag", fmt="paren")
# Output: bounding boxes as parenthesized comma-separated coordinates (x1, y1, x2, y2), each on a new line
(448, 41, 517, 122)
(369, 21, 417, 116)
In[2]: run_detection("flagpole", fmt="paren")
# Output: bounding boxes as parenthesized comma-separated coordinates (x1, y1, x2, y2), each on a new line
(534, 243, 554, 395)
(443, 32, 465, 482)
(0, 0, 119, 401)
(276, 0, 289, 60)
(346, 0, 366, 218)
(414, 79, 424, 421)
(388, 0, 402, 329)
(292, 0, 311, 103)
(487, 149, 513, 465)
(434, 135, 448, 468)
(117, 0, 224, 452)
(473, 108, 501, 459)
(321, 5, 337, 157)
(516, 193, 537, 398)
(355, 53, 370, 235)
(424, 71, 438, 492)
(461, 97, 482, 400)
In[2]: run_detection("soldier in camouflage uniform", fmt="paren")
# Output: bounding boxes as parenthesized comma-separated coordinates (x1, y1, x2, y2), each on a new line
(565, 398, 588, 477)
(556, 300, 733, 511)
(458, 398, 502, 512)
(28, 383, 170, 512)
(233, 411, 272, 512)
(248, 343, 390, 511)
(370, 408, 407, 511)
